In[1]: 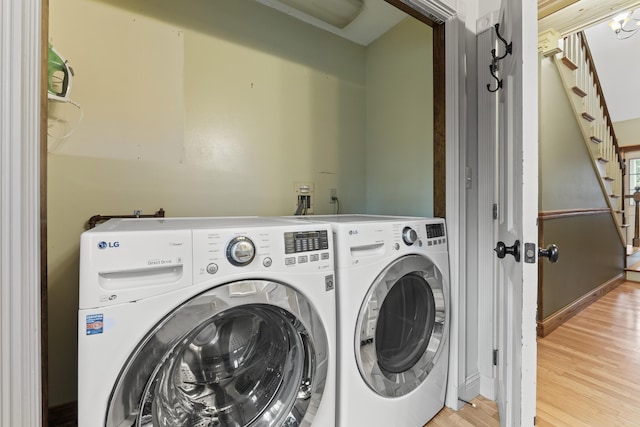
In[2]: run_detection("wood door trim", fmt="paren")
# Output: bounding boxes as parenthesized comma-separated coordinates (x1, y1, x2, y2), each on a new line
(384, 0, 436, 27)
(48, 401, 77, 427)
(433, 23, 446, 218)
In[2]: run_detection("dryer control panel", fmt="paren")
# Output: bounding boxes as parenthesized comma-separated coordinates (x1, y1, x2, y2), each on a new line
(284, 230, 330, 254)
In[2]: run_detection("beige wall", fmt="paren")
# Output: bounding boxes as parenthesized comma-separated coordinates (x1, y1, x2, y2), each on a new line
(539, 57, 607, 211)
(365, 18, 434, 216)
(48, 0, 432, 406)
(614, 117, 640, 147)
(539, 56, 623, 320)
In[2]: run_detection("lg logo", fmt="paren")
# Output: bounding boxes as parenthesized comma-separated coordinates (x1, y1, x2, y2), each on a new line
(98, 241, 120, 249)
(348, 229, 358, 235)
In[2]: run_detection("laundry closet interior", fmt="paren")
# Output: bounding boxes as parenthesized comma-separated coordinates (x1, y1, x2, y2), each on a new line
(46, 0, 444, 424)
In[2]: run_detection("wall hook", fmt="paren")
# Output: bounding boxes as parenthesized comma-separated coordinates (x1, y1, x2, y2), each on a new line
(487, 60, 502, 93)
(492, 23, 512, 61)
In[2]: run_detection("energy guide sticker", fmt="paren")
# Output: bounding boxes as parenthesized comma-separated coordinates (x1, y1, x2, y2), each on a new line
(86, 314, 104, 335)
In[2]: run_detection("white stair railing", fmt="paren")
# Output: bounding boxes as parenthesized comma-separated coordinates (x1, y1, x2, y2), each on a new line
(554, 31, 626, 245)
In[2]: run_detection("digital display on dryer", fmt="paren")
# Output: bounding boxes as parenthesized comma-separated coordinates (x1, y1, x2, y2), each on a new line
(284, 230, 329, 254)
(425, 223, 445, 239)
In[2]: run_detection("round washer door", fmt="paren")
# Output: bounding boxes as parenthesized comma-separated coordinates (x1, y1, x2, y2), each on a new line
(356, 254, 447, 397)
(106, 280, 328, 427)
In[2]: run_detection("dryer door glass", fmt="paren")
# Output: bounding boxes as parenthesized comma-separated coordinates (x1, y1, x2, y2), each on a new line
(106, 280, 328, 427)
(356, 254, 447, 397)
(375, 273, 435, 374)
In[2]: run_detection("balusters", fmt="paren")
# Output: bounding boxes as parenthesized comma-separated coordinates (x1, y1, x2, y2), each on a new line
(560, 32, 625, 219)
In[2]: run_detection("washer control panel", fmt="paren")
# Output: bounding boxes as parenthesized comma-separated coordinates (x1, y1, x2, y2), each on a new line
(192, 226, 333, 284)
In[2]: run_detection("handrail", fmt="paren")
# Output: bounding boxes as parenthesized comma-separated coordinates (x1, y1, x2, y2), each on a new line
(577, 32, 624, 172)
(557, 32, 627, 246)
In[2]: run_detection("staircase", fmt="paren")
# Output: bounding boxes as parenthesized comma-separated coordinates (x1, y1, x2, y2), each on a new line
(551, 32, 628, 250)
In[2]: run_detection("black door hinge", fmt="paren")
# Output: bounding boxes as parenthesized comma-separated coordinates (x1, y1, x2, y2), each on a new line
(493, 349, 498, 366)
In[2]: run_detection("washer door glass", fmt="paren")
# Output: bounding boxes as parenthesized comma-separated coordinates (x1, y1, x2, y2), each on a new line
(106, 280, 327, 427)
(356, 254, 447, 397)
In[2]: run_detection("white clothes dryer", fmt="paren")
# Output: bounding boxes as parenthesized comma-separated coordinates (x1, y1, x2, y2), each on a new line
(308, 215, 450, 427)
(77, 217, 336, 427)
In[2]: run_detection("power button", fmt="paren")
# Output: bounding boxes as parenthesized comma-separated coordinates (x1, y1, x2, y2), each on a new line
(206, 263, 218, 274)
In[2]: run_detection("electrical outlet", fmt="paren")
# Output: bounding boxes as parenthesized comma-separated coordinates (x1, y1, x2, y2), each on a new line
(294, 181, 314, 214)
(330, 188, 337, 203)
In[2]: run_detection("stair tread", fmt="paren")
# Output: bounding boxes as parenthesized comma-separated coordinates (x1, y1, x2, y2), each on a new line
(561, 56, 578, 70)
(591, 136, 603, 143)
(625, 257, 640, 271)
(582, 112, 595, 122)
(597, 157, 609, 162)
(572, 86, 588, 97)
(604, 177, 615, 181)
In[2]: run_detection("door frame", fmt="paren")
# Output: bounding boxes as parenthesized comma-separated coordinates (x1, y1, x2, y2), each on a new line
(476, 12, 500, 401)
(390, 0, 471, 411)
(0, 0, 44, 426)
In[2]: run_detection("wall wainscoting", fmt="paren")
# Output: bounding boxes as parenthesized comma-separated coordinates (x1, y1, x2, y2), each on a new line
(537, 273, 625, 337)
(538, 208, 625, 337)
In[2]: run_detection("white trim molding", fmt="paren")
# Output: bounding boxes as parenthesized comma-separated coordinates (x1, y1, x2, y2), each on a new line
(444, 14, 467, 411)
(400, 0, 457, 23)
(477, 25, 498, 401)
(0, 0, 42, 425)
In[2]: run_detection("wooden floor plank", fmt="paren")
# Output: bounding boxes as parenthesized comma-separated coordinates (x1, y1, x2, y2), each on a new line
(426, 396, 499, 426)
(428, 281, 640, 426)
(537, 281, 640, 426)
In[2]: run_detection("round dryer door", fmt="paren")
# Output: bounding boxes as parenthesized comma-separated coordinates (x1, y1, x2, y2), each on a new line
(355, 254, 447, 397)
(106, 280, 328, 427)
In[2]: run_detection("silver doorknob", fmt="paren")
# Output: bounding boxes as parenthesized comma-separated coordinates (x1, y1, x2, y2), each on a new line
(538, 244, 559, 263)
(494, 240, 520, 262)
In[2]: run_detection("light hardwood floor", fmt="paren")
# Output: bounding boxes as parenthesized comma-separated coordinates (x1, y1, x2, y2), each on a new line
(537, 280, 640, 426)
(427, 280, 640, 426)
(426, 396, 500, 426)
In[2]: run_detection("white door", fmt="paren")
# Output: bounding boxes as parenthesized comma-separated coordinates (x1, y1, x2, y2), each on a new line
(493, 0, 538, 425)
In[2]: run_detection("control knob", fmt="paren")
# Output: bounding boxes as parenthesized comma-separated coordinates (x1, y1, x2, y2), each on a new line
(226, 236, 256, 266)
(402, 227, 418, 246)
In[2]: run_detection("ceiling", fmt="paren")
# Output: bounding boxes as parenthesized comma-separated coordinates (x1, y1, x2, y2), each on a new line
(584, 17, 640, 123)
(540, 0, 640, 132)
(538, 0, 640, 35)
(254, 0, 407, 45)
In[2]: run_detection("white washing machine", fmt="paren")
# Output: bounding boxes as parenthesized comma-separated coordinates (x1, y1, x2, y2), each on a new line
(307, 214, 450, 427)
(77, 217, 336, 427)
